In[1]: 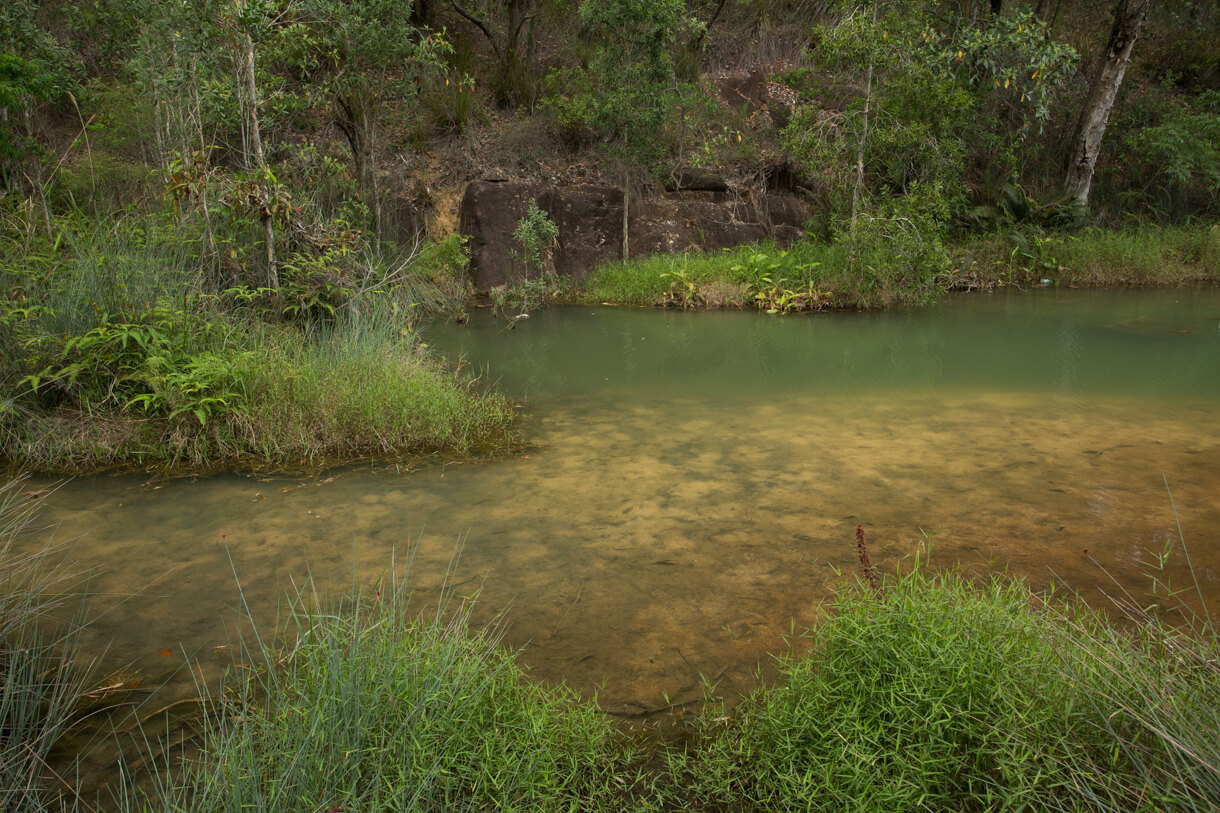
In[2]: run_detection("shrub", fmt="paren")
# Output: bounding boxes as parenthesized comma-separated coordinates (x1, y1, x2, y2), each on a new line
(146, 568, 618, 812)
(682, 564, 1083, 812)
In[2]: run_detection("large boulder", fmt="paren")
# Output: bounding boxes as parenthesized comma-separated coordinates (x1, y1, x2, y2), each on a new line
(458, 180, 540, 290)
(539, 185, 624, 281)
(457, 176, 815, 292)
(629, 198, 768, 256)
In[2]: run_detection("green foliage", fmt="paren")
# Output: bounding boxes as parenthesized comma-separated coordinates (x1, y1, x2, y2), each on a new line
(1050, 223, 1220, 286)
(835, 183, 952, 307)
(0, 213, 514, 470)
(542, 0, 696, 165)
(677, 552, 1220, 813)
(21, 305, 245, 428)
(0, 1, 82, 188)
(782, 3, 1078, 230)
(683, 565, 1082, 811)
(1129, 90, 1220, 206)
(490, 275, 550, 319)
(511, 199, 558, 275)
(133, 560, 621, 812)
(950, 8, 1078, 132)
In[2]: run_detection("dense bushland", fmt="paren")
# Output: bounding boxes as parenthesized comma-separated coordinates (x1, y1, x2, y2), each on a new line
(3, 0, 1220, 469)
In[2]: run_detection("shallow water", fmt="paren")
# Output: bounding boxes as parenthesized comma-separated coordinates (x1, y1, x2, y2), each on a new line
(22, 288, 1220, 723)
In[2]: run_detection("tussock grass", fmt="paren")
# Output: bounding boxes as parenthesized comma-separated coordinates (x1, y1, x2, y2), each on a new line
(673, 552, 1220, 813)
(0, 478, 97, 813)
(141, 561, 621, 812)
(1051, 224, 1220, 286)
(676, 563, 1084, 812)
(227, 311, 516, 464)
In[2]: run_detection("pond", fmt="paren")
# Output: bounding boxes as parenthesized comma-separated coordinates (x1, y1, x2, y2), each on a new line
(22, 288, 1220, 722)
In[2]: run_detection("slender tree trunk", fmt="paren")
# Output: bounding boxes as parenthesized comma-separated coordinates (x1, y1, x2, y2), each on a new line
(239, 28, 278, 290)
(1063, 0, 1152, 209)
(851, 2, 878, 229)
(361, 94, 382, 242)
(851, 63, 873, 228)
(621, 171, 629, 261)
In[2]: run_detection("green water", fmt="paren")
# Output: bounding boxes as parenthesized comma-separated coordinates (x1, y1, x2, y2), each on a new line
(430, 288, 1220, 402)
(22, 289, 1220, 732)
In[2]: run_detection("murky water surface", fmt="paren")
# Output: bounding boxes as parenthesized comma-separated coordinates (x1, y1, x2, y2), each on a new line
(24, 288, 1220, 719)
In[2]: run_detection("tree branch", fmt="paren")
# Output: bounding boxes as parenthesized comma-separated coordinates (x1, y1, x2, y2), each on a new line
(450, 1, 499, 55)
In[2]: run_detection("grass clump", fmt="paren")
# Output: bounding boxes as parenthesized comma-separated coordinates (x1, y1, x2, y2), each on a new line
(678, 562, 1084, 812)
(0, 478, 96, 812)
(675, 551, 1220, 813)
(582, 242, 836, 310)
(228, 312, 516, 464)
(145, 570, 620, 812)
(583, 228, 949, 312)
(1050, 223, 1220, 286)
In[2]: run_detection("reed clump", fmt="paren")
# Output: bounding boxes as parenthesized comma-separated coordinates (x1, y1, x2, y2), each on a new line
(670, 546, 1220, 813)
(140, 570, 622, 812)
(0, 478, 97, 813)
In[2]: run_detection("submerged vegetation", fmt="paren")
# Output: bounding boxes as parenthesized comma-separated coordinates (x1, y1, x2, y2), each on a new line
(6, 479, 1215, 812)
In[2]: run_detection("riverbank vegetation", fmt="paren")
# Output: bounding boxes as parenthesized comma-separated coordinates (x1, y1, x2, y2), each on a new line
(4, 0, 1220, 469)
(1, 212, 515, 473)
(8, 483, 1215, 811)
(578, 222, 1220, 310)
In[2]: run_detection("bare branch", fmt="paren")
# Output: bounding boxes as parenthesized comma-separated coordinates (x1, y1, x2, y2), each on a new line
(450, 1, 500, 55)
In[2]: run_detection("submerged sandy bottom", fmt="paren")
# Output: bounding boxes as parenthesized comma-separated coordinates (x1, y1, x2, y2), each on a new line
(26, 389, 1220, 720)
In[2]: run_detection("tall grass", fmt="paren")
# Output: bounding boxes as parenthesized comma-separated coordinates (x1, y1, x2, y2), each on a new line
(0, 478, 97, 813)
(225, 308, 517, 464)
(673, 549, 1220, 813)
(583, 224, 1220, 312)
(1051, 224, 1220, 286)
(580, 237, 948, 310)
(140, 560, 620, 812)
(676, 562, 1085, 812)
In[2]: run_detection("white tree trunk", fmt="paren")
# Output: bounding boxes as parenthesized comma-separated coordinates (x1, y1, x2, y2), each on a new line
(1063, 0, 1152, 209)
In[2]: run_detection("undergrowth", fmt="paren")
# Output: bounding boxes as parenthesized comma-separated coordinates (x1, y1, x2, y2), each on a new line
(670, 537, 1220, 813)
(1, 215, 513, 472)
(134, 560, 625, 812)
(0, 478, 97, 813)
(582, 223, 1220, 313)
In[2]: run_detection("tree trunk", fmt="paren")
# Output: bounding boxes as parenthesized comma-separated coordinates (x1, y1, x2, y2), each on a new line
(1063, 0, 1152, 209)
(239, 28, 278, 290)
(851, 60, 872, 229)
(621, 171, 629, 261)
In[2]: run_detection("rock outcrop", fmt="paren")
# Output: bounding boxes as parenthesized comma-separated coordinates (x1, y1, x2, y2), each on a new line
(459, 175, 814, 291)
